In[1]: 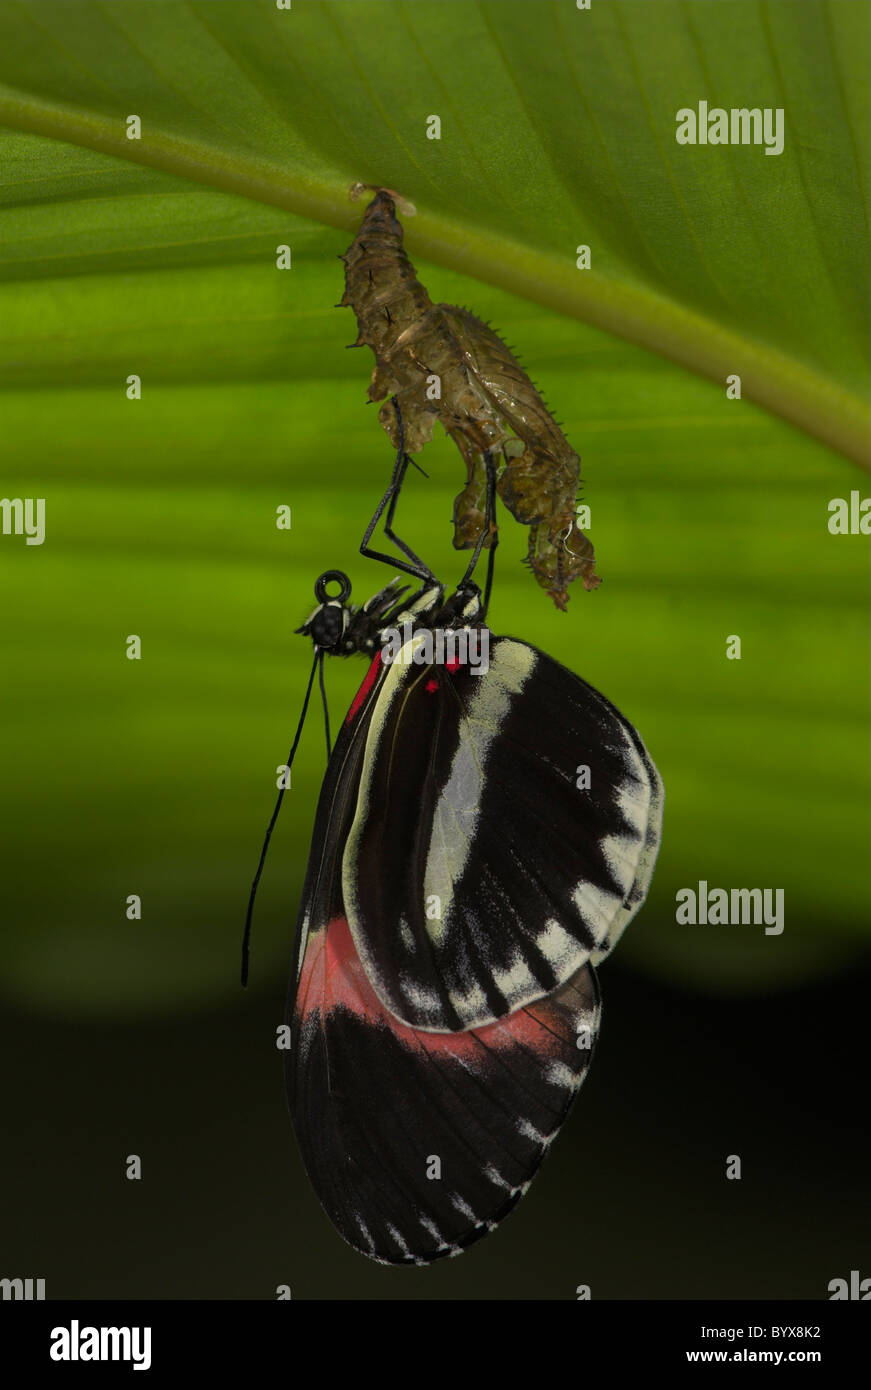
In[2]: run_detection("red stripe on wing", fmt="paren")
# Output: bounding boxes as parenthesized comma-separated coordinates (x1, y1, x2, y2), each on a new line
(297, 915, 571, 1058)
(345, 651, 383, 725)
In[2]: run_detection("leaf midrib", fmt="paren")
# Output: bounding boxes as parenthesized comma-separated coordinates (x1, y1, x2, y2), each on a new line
(1, 81, 868, 470)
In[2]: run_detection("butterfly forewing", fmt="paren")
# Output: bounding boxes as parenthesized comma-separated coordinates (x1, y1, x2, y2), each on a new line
(342, 635, 663, 1031)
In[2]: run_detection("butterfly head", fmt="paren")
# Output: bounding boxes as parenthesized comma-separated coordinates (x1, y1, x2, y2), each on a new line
(296, 570, 412, 657)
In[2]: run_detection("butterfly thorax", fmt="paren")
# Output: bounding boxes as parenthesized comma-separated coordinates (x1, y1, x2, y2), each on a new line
(296, 571, 487, 660)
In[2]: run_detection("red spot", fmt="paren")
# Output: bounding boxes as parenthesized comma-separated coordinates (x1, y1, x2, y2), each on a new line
(345, 651, 383, 725)
(296, 916, 568, 1061)
(427, 658, 460, 692)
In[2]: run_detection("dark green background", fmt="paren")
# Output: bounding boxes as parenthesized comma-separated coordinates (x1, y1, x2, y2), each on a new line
(1, 0, 868, 1299)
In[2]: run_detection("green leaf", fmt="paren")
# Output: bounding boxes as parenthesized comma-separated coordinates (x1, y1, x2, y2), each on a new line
(1, 0, 868, 1014)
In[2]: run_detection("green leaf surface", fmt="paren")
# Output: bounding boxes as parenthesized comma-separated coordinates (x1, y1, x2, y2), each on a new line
(1, 0, 868, 1015)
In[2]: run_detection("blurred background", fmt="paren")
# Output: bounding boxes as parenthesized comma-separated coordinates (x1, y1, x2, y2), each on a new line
(1, 0, 868, 1298)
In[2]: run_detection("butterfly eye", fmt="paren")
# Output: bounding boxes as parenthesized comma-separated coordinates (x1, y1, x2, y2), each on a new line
(307, 605, 346, 652)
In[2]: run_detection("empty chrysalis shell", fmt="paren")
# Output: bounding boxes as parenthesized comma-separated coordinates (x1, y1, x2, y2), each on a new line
(341, 189, 600, 609)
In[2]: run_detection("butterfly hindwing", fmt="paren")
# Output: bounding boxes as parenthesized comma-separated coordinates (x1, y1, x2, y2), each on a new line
(286, 653, 385, 993)
(291, 910, 600, 1264)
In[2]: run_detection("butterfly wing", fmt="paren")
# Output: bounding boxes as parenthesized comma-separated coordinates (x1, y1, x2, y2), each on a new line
(286, 645, 603, 1264)
(291, 915, 599, 1264)
(343, 634, 663, 1031)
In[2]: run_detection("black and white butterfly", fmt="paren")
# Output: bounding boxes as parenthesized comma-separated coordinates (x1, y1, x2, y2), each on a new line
(244, 403, 664, 1264)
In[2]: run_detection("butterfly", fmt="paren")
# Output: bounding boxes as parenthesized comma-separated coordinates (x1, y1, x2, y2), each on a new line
(257, 558, 663, 1264)
(241, 395, 662, 1263)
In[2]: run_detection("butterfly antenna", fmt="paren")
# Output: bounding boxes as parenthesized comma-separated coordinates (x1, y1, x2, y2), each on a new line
(318, 649, 332, 759)
(241, 648, 322, 988)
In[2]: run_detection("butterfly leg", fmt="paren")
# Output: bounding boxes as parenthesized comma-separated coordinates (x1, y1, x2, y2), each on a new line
(481, 450, 498, 617)
(359, 397, 435, 584)
(458, 449, 499, 613)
